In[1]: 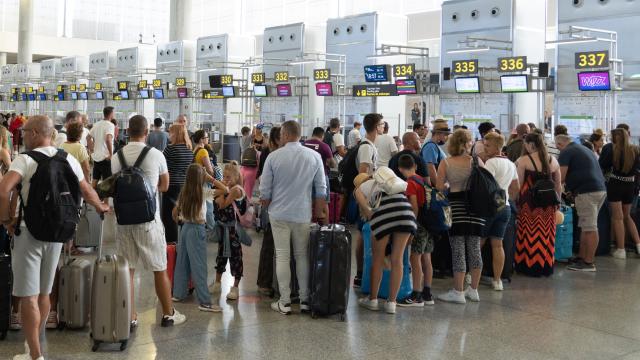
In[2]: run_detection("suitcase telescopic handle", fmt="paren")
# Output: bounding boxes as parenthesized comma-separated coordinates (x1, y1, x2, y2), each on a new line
(96, 210, 105, 261)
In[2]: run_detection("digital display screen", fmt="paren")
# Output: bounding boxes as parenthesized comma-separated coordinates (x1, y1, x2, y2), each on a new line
(209, 75, 222, 88)
(364, 65, 390, 82)
(276, 84, 292, 97)
(454, 77, 480, 93)
(395, 79, 417, 95)
(28, 94, 36, 101)
(154, 89, 164, 99)
(253, 85, 268, 97)
(222, 86, 235, 97)
(500, 75, 529, 93)
(95, 91, 103, 100)
(577, 71, 611, 91)
(39, 93, 47, 101)
(57, 91, 65, 101)
(177, 87, 188, 98)
(202, 90, 223, 99)
(71, 92, 78, 100)
(120, 90, 129, 100)
(79, 92, 88, 100)
(315, 82, 333, 96)
(139, 90, 149, 99)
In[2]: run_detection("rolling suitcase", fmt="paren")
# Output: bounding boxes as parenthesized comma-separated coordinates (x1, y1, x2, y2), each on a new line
(58, 246, 92, 329)
(76, 203, 102, 248)
(328, 192, 342, 224)
(555, 205, 573, 261)
(166, 242, 193, 295)
(0, 252, 10, 340)
(308, 224, 351, 321)
(90, 214, 131, 352)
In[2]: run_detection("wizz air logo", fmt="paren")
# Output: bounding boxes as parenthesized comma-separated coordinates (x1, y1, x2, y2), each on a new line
(579, 74, 608, 87)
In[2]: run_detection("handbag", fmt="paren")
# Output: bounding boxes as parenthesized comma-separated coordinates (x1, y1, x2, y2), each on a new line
(233, 201, 255, 229)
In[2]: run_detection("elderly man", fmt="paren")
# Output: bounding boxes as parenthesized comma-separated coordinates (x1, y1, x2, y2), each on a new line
(555, 134, 606, 272)
(0, 115, 109, 360)
(388, 131, 429, 181)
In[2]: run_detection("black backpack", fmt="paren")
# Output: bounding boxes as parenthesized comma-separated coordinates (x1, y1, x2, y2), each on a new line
(338, 142, 371, 193)
(466, 156, 506, 217)
(323, 129, 335, 154)
(113, 146, 157, 225)
(528, 154, 560, 208)
(16, 150, 81, 243)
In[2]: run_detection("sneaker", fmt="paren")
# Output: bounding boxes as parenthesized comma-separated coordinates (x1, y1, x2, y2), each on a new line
(171, 297, 183, 302)
(384, 301, 397, 314)
(465, 287, 480, 302)
(567, 260, 596, 272)
(10, 312, 21, 330)
(492, 279, 504, 291)
(464, 273, 472, 285)
(437, 289, 466, 304)
(568, 256, 582, 265)
(226, 286, 239, 300)
(353, 276, 362, 288)
(300, 302, 310, 313)
(397, 292, 424, 307)
(13, 354, 44, 360)
(45, 311, 58, 329)
(422, 292, 435, 306)
(208, 282, 221, 294)
(358, 297, 380, 311)
(198, 304, 223, 313)
(612, 248, 627, 259)
(130, 319, 138, 331)
(271, 301, 292, 315)
(161, 308, 187, 327)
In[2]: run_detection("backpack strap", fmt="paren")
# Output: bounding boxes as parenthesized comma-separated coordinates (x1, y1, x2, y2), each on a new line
(117, 150, 128, 169)
(133, 146, 152, 168)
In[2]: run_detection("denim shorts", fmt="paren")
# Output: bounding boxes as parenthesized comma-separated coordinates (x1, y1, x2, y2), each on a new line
(482, 206, 511, 240)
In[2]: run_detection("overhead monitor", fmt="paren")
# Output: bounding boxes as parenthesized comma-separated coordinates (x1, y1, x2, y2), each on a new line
(39, 93, 47, 101)
(21, 94, 27, 101)
(577, 71, 611, 91)
(315, 82, 333, 96)
(276, 84, 292, 97)
(208, 75, 222, 88)
(57, 91, 65, 101)
(79, 92, 88, 100)
(71, 92, 78, 100)
(28, 93, 36, 101)
(395, 79, 417, 95)
(177, 87, 188, 98)
(154, 89, 164, 99)
(500, 75, 529, 93)
(95, 91, 104, 100)
(139, 90, 150, 99)
(454, 76, 480, 94)
(253, 85, 268, 97)
(222, 86, 235, 97)
(364, 65, 390, 82)
(120, 90, 129, 100)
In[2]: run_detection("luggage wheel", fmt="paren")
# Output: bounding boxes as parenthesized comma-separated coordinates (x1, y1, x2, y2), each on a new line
(91, 340, 101, 352)
(310, 311, 318, 319)
(120, 340, 128, 351)
(0, 330, 6, 340)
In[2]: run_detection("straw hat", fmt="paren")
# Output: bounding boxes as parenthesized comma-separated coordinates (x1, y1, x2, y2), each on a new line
(432, 120, 451, 134)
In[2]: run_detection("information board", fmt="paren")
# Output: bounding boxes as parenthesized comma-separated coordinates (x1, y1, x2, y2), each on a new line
(353, 84, 398, 97)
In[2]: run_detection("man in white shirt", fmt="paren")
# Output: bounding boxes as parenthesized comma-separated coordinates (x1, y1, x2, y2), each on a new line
(0, 115, 108, 360)
(111, 115, 186, 328)
(326, 117, 346, 160)
(89, 106, 116, 189)
(374, 121, 398, 168)
(80, 113, 92, 149)
(348, 121, 362, 149)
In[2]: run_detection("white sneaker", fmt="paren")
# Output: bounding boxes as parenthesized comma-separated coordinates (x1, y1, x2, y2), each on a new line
(437, 289, 466, 304)
(465, 287, 480, 302)
(384, 301, 397, 314)
(612, 248, 627, 259)
(45, 310, 58, 329)
(464, 273, 472, 285)
(161, 308, 186, 327)
(209, 282, 221, 294)
(13, 354, 44, 360)
(9, 312, 21, 330)
(492, 279, 504, 291)
(358, 297, 381, 311)
(226, 286, 239, 300)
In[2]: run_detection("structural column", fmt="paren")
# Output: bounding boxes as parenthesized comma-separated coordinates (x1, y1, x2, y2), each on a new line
(169, 0, 193, 41)
(18, 0, 34, 64)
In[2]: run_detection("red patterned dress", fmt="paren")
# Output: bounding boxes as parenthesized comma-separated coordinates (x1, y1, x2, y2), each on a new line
(515, 169, 557, 277)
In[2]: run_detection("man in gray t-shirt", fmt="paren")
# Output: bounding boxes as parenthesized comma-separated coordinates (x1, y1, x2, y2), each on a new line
(147, 117, 169, 152)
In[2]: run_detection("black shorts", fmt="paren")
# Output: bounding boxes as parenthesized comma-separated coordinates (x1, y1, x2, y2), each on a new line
(92, 159, 112, 182)
(606, 178, 635, 205)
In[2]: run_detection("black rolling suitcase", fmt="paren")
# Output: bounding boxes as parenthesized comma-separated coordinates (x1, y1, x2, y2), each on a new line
(0, 252, 10, 340)
(308, 224, 351, 321)
(432, 232, 453, 278)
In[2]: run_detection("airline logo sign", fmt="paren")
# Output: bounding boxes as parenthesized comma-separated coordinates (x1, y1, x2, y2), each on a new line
(353, 84, 398, 97)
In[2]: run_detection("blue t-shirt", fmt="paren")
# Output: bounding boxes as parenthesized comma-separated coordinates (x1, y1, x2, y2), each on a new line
(147, 130, 169, 152)
(421, 141, 446, 168)
(558, 142, 605, 194)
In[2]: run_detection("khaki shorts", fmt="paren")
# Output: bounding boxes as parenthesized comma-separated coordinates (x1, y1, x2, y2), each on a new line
(116, 215, 167, 271)
(11, 227, 62, 297)
(575, 191, 606, 232)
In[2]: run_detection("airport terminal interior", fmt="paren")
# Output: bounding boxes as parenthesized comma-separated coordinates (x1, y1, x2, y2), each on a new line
(1, 0, 640, 359)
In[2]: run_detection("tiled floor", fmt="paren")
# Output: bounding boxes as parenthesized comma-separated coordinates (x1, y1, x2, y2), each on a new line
(4, 214, 640, 359)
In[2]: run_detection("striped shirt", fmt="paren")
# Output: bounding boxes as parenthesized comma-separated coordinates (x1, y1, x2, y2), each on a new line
(163, 143, 193, 186)
(369, 193, 417, 239)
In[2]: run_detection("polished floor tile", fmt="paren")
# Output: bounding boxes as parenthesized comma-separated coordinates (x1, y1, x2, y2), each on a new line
(4, 217, 640, 359)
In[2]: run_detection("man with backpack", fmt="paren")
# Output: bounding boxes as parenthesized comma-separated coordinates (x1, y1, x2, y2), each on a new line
(421, 121, 450, 187)
(324, 117, 347, 164)
(0, 115, 109, 360)
(111, 115, 186, 328)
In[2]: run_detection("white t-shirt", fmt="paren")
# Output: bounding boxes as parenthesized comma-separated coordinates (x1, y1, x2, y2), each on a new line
(54, 132, 67, 148)
(80, 127, 90, 147)
(9, 147, 85, 220)
(111, 142, 168, 217)
(356, 139, 378, 175)
(484, 157, 518, 202)
(331, 132, 345, 153)
(348, 128, 361, 149)
(90, 120, 115, 162)
(374, 134, 398, 168)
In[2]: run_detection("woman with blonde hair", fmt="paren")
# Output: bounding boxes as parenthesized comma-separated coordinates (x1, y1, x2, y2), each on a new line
(600, 128, 640, 258)
(436, 129, 486, 304)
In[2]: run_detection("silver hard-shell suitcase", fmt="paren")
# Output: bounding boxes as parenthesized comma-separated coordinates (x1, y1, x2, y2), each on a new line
(76, 203, 102, 248)
(58, 246, 92, 329)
